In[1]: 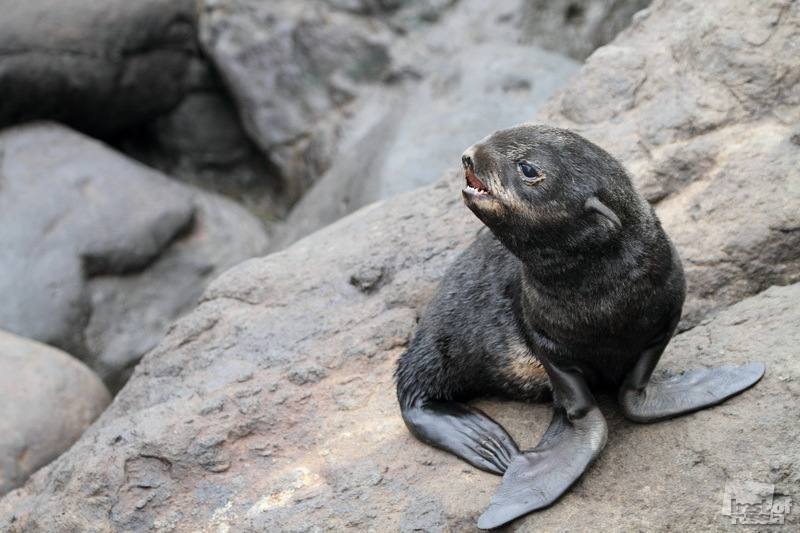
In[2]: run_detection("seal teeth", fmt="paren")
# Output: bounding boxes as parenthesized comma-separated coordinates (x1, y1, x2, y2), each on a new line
(465, 168, 490, 194)
(465, 185, 489, 196)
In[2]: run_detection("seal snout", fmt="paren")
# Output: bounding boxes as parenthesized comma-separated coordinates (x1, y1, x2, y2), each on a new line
(464, 167, 490, 195)
(462, 147, 491, 196)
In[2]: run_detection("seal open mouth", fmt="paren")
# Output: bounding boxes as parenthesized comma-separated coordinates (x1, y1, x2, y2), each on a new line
(464, 167, 491, 196)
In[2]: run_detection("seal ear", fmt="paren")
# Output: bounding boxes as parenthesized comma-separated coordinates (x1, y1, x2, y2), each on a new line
(584, 196, 621, 230)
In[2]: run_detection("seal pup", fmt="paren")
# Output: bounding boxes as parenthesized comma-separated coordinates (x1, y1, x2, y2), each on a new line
(395, 124, 765, 529)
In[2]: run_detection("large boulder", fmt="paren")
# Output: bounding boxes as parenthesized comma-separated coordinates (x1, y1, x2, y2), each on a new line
(0, 0, 198, 136)
(0, 330, 110, 497)
(0, 177, 797, 531)
(1, 0, 798, 531)
(0, 0, 287, 221)
(200, 0, 395, 201)
(0, 123, 268, 389)
(272, 43, 579, 248)
(199, 0, 651, 204)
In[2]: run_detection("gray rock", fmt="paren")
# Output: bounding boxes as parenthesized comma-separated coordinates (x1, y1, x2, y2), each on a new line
(0, 0, 198, 136)
(0, 0, 287, 222)
(150, 92, 253, 168)
(199, 0, 395, 202)
(521, 0, 653, 60)
(117, 64, 291, 223)
(273, 42, 579, 248)
(0, 123, 268, 389)
(1, 175, 797, 530)
(198, 0, 648, 205)
(1, 1, 798, 531)
(0, 330, 110, 497)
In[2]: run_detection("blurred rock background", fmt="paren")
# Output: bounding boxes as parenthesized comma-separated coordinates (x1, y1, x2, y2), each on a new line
(0, 0, 797, 530)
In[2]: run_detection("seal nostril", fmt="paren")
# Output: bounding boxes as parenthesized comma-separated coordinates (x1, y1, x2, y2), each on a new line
(462, 155, 473, 169)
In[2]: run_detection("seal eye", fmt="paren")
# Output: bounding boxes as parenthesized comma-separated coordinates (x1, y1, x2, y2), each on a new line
(518, 161, 540, 179)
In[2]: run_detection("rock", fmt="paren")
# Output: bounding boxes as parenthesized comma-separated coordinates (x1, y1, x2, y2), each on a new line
(272, 42, 579, 248)
(1, 175, 797, 529)
(521, 0, 653, 60)
(117, 63, 290, 223)
(1, 0, 798, 530)
(537, 0, 800, 327)
(0, 330, 110, 497)
(324, 0, 453, 21)
(0, 123, 268, 389)
(0, 0, 198, 136)
(197, 0, 648, 204)
(0, 0, 287, 221)
(199, 0, 395, 201)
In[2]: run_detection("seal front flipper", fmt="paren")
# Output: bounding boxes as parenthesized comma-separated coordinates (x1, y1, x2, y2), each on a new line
(619, 317, 765, 422)
(477, 362, 608, 530)
(401, 400, 521, 475)
(620, 361, 765, 423)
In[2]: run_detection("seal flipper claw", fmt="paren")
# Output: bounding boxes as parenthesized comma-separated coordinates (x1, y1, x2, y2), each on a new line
(620, 361, 765, 422)
(401, 400, 521, 475)
(477, 408, 607, 530)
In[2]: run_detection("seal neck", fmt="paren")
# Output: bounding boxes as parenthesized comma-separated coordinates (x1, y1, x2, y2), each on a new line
(514, 217, 673, 298)
(491, 221, 625, 287)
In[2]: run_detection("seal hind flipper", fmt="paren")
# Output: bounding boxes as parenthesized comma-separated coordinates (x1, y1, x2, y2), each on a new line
(477, 360, 608, 530)
(477, 408, 607, 529)
(620, 361, 765, 423)
(400, 400, 521, 475)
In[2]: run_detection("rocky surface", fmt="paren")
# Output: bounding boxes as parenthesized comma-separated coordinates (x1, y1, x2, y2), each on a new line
(0, 174, 797, 530)
(0, 330, 110, 497)
(1, 0, 798, 531)
(0, 0, 198, 136)
(200, 0, 606, 207)
(0, 123, 268, 389)
(200, 0, 396, 202)
(521, 0, 652, 60)
(0, 0, 288, 222)
(272, 43, 579, 248)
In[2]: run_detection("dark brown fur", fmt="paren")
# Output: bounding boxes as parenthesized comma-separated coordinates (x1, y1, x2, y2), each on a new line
(396, 125, 684, 406)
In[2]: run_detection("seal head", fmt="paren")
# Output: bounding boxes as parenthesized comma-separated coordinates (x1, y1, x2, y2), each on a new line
(461, 124, 637, 262)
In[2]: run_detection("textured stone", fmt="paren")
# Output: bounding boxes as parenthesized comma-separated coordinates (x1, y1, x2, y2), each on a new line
(199, 0, 394, 201)
(0, 123, 268, 389)
(272, 42, 579, 249)
(0, 1, 797, 531)
(521, 0, 653, 60)
(0, 0, 198, 136)
(0, 330, 110, 497)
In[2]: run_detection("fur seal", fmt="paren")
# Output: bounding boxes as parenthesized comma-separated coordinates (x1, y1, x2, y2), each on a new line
(395, 124, 765, 529)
